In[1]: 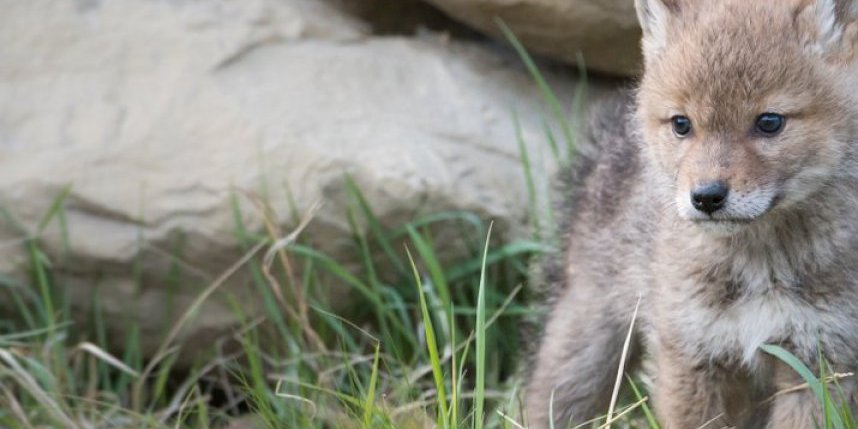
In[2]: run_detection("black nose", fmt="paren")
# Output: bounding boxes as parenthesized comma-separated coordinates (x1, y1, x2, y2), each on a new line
(691, 182, 729, 215)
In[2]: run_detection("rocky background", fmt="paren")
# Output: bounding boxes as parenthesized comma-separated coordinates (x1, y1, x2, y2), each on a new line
(0, 0, 638, 357)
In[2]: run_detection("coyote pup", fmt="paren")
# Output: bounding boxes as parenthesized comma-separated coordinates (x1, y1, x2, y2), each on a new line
(526, 0, 858, 428)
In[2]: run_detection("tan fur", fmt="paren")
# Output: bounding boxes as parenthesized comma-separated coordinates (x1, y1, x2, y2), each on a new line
(526, 1, 858, 428)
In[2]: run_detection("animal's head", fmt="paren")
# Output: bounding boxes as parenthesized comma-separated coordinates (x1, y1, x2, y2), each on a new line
(635, 0, 858, 233)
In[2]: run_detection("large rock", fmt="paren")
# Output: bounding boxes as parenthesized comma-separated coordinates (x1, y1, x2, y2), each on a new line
(422, 0, 643, 76)
(0, 0, 608, 357)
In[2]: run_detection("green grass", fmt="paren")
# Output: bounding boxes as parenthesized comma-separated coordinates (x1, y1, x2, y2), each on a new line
(0, 27, 854, 429)
(0, 186, 548, 428)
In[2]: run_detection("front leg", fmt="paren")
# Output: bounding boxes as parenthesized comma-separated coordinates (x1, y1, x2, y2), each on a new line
(766, 389, 820, 429)
(654, 344, 751, 429)
(766, 359, 857, 429)
(525, 285, 635, 429)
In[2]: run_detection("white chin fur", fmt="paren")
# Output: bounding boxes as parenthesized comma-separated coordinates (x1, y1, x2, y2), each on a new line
(693, 220, 748, 237)
(675, 187, 777, 223)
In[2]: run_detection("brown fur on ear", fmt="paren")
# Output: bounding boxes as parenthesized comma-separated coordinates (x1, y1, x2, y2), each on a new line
(845, 20, 858, 61)
(835, 0, 858, 20)
(796, 0, 858, 58)
(840, 1, 858, 61)
(635, 0, 684, 64)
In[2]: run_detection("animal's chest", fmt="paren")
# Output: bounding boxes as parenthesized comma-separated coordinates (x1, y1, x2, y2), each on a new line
(654, 248, 842, 367)
(648, 218, 858, 368)
(673, 293, 813, 365)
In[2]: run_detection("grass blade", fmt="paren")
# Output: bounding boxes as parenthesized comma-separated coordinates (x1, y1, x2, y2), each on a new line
(407, 225, 455, 333)
(362, 342, 382, 427)
(605, 294, 641, 428)
(407, 247, 450, 429)
(627, 376, 660, 429)
(513, 109, 541, 241)
(474, 222, 493, 429)
(496, 20, 574, 156)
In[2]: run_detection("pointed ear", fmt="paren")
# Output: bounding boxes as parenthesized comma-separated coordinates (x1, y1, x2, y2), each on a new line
(635, 0, 681, 63)
(799, 0, 858, 55)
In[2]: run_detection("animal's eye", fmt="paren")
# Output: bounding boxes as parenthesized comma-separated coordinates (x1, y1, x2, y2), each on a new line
(671, 115, 692, 138)
(755, 113, 785, 136)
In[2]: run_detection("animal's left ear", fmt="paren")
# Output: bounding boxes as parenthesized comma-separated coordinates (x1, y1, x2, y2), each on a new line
(799, 0, 858, 58)
(635, 0, 682, 64)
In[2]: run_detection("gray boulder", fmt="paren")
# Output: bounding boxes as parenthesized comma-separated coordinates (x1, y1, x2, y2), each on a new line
(0, 0, 610, 357)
